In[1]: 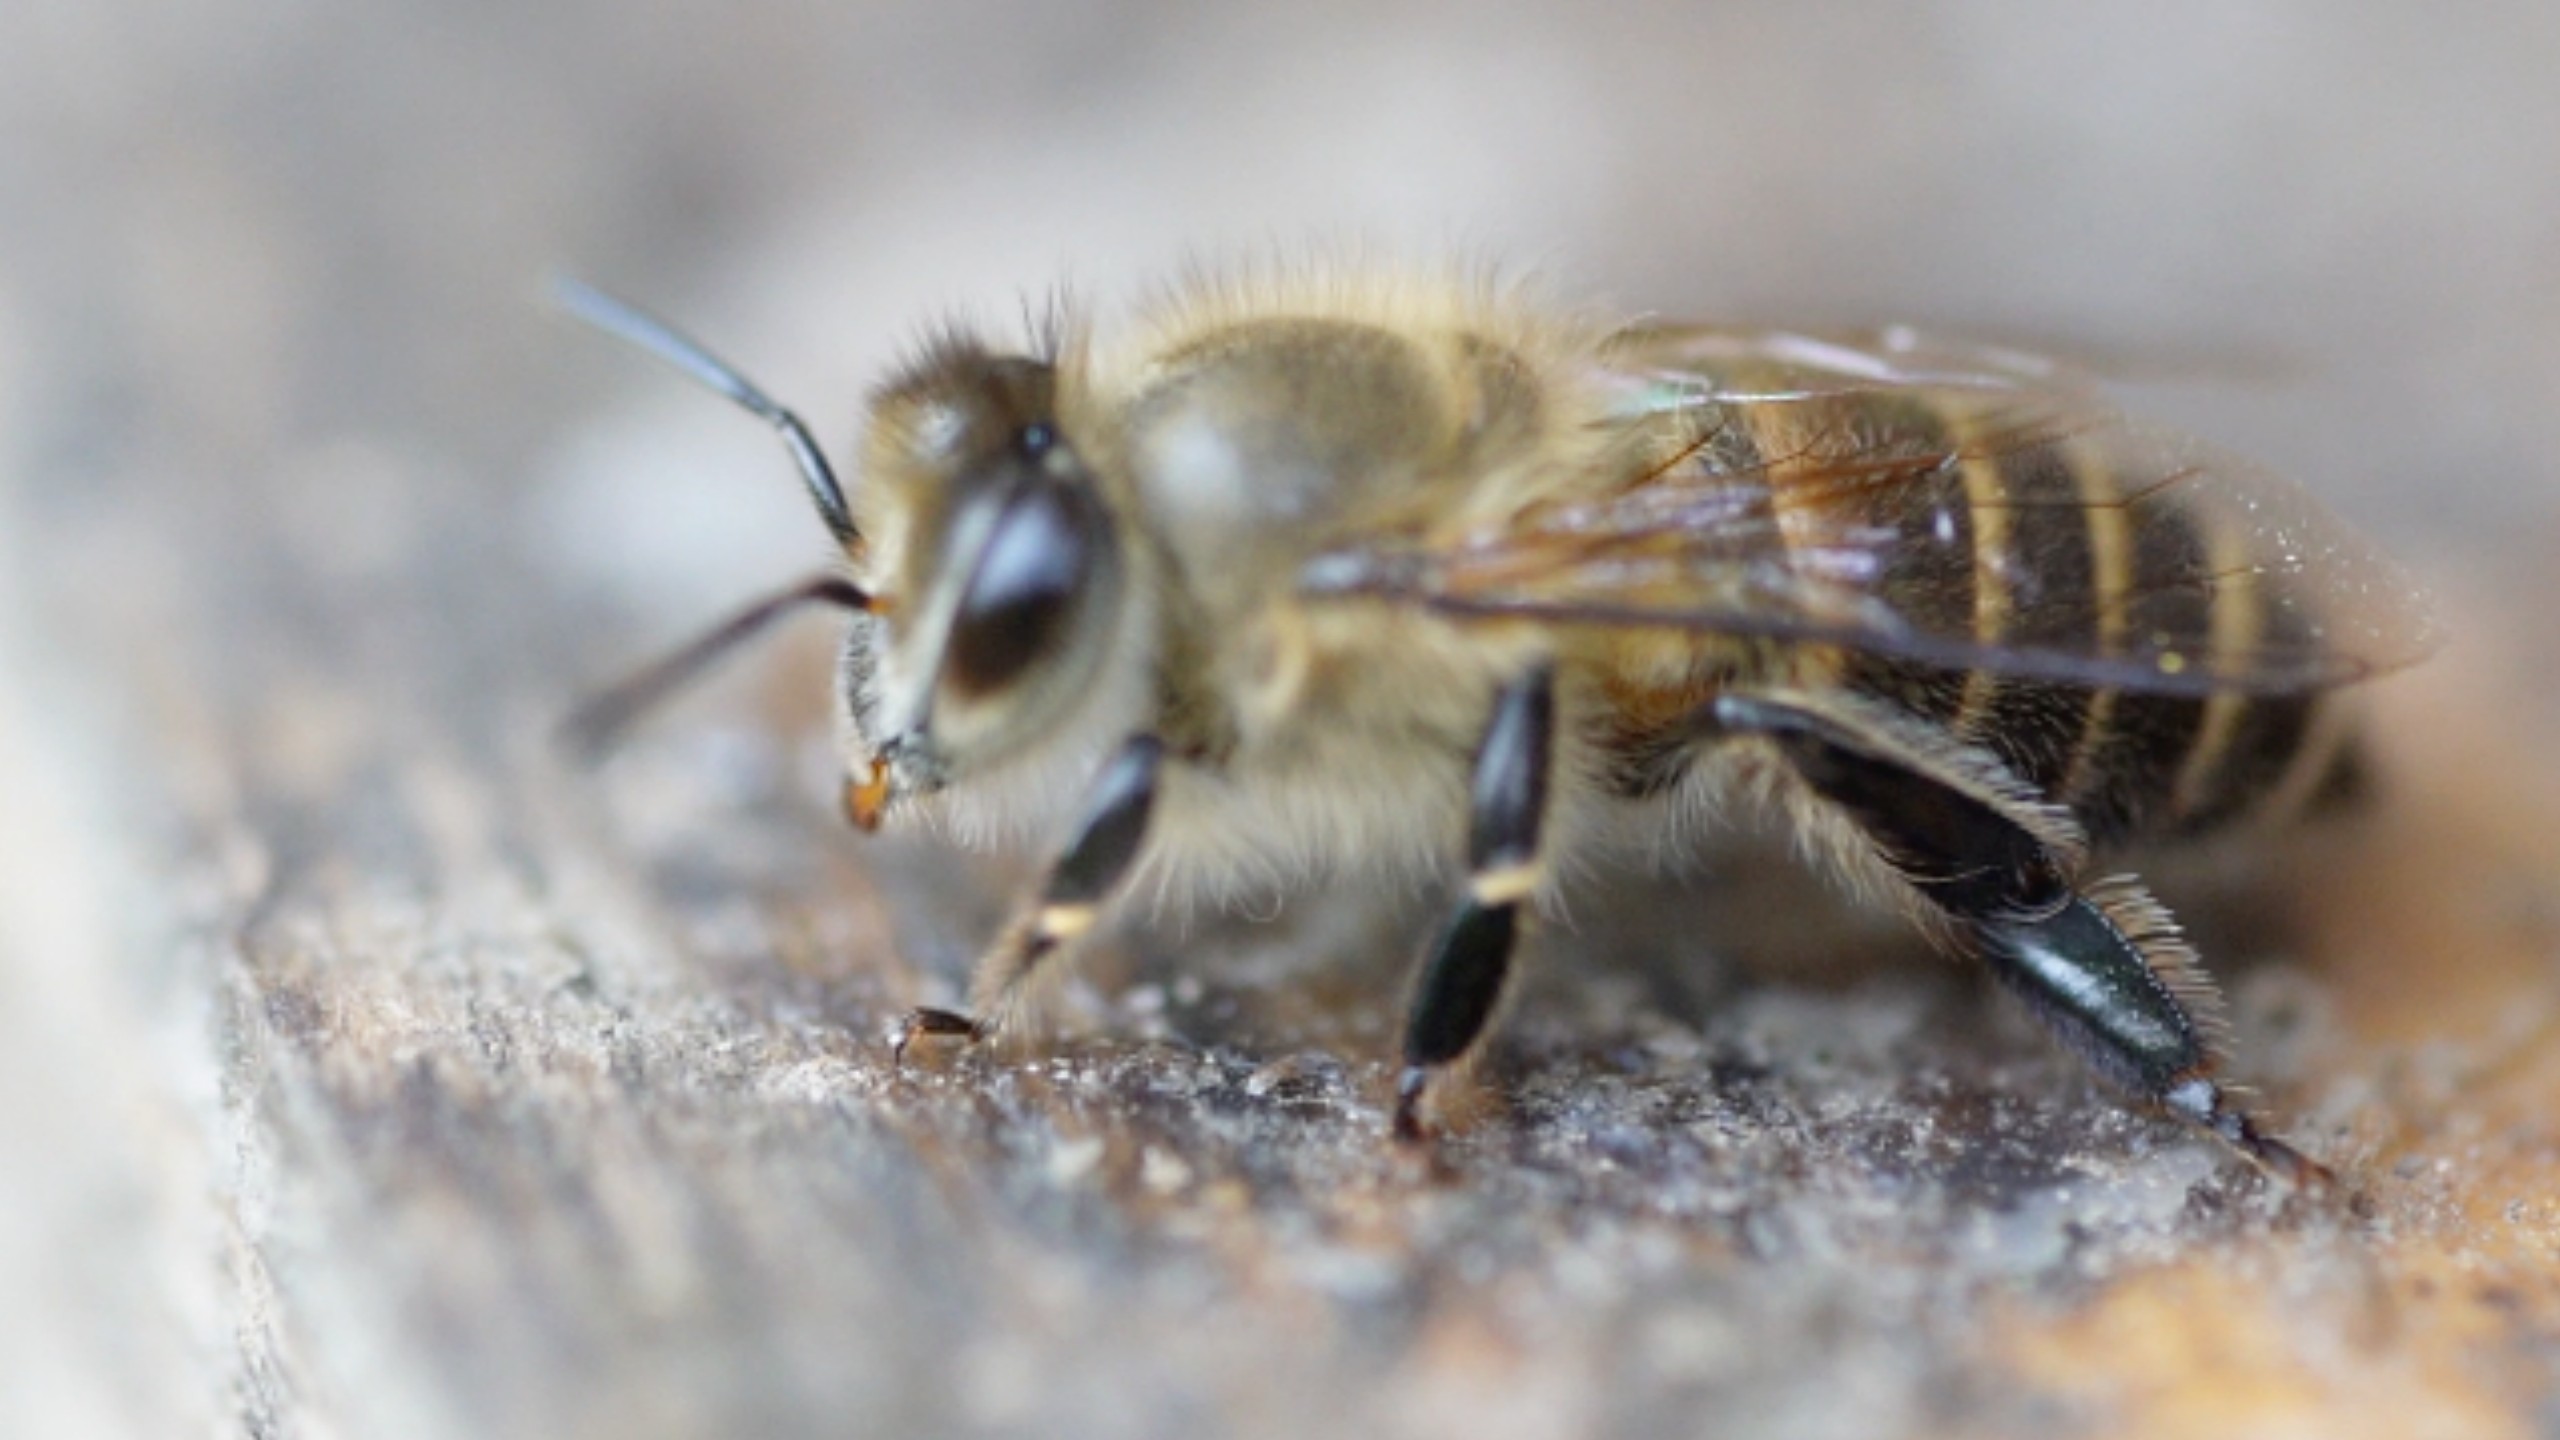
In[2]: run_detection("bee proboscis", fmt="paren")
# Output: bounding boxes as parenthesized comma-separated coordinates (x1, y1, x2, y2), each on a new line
(559, 265, 2436, 1186)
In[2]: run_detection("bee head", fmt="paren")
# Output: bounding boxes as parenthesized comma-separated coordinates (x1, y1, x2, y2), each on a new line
(842, 339, 1127, 820)
(555, 284, 1129, 836)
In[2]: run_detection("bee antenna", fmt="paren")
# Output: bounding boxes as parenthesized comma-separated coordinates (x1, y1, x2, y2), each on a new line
(552, 277, 860, 546)
(559, 573, 873, 760)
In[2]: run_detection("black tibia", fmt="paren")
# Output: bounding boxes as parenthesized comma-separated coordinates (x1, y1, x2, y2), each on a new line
(1712, 693, 2068, 921)
(889, 735, 1165, 1066)
(1975, 898, 2329, 1186)
(1043, 736, 1165, 909)
(1402, 906, 1519, 1073)
(1395, 664, 1556, 1142)
(1976, 897, 2203, 1091)
(1726, 690, 2327, 1183)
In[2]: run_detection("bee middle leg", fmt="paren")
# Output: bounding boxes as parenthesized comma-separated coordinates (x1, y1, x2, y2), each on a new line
(889, 734, 1165, 1066)
(1395, 662, 1557, 1143)
(1713, 690, 2329, 1185)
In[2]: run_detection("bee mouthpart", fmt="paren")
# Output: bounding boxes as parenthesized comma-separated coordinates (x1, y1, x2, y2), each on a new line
(842, 732, 952, 832)
(843, 755, 894, 833)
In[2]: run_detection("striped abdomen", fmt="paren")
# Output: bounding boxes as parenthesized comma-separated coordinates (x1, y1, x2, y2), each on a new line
(1600, 382, 2364, 847)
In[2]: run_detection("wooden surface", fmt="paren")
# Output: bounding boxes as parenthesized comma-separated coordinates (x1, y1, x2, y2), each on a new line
(8, 6, 2560, 1437)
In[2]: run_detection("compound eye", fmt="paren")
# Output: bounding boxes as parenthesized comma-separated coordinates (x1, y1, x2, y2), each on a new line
(944, 478, 1097, 698)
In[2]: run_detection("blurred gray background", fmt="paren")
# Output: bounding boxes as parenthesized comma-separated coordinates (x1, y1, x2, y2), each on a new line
(6, 2, 2559, 1437)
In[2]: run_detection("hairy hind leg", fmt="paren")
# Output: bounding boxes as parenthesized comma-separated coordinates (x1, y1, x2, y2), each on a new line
(1715, 689, 2329, 1185)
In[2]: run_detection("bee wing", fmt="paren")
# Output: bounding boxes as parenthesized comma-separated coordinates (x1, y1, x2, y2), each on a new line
(1300, 325, 2439, 698)
(1593, 322, 2111, 405)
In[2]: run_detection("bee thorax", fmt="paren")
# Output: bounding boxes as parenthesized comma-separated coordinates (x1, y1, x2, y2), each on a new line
(1119, 318, 1540, 577)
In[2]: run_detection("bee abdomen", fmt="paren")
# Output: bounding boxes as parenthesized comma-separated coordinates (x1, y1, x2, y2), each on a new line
(1979, 428, 2357, 847)
(1789, 399, 2354, 849)
(1595, 387, 2369, 842)
(2073, 688, 2363, 844)
(2039, 436, 2356, 845)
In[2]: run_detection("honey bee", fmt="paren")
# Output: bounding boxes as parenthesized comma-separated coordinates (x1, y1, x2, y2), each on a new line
(559, 264, 2435, 1185)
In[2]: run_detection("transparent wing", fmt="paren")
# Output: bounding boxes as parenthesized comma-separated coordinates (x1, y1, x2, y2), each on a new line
(1299, 324, 2439, 698)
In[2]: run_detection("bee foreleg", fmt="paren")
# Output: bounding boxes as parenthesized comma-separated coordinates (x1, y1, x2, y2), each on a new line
(889, 734, 1166, 1068)
(1716, 690, 2329, 1186)
(1395, 662, 1556, 1143)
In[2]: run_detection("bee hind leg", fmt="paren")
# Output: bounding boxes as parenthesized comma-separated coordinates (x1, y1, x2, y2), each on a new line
(1715, 689, 2331, 1187)
(1970, 893, 2332, 1188)
(888, 734, 1166, 1068)
(1395, 663, 1556, 1143)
